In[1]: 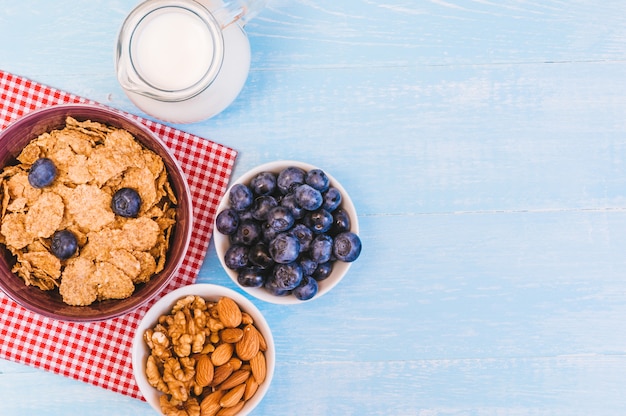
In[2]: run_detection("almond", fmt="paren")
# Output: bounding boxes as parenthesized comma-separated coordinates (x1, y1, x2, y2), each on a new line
(216, 400, 245, 416)
(219, 384, 246, 408)
(211, 342, 234, 366)
(251, 325, 268, 352)
(200, 390, 223, 416)
(195, 354, 214, 387)
(241, 312, 254, 325)
(216, 297, 242, 328)
(227, 357, 242, 371)
(235, 324, 259, 361)
(249, 351, 266, 385)
(210, 362, 234, 387)
(244, 375, 259, 401)
(218, 369, 250, 391)
(220, 327, 243, 344)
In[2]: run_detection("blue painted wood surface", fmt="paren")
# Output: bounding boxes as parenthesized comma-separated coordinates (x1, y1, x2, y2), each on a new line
(2, 0, 626, 414)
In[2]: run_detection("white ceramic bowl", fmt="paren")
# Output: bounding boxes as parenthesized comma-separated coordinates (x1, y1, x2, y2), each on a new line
(214, 160, 359, 305)
(131, 283, 275, 416)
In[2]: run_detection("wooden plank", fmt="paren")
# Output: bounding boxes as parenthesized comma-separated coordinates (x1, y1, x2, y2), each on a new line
(0, 368, 154, 415)
(3, 354, 625, 415)
(3, 1, 626, 76)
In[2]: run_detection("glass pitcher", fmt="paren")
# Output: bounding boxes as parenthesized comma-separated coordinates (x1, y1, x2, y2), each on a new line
(116, 0, 267, 123)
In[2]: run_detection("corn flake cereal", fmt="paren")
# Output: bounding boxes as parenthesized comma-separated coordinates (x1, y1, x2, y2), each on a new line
(0, 117, 178, 306)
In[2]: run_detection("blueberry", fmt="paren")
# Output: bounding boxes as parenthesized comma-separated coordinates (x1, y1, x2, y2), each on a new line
(264, 279, 291, 296)
(312, 261, 333, 281)
(248, 242, 274, 270)
(216, 208, 239, 235)
(333, 231, 362, 262)
(50, 230, 78, 260)
(295, 184, 323, 211)
(229, 183, 253, 211)
(280, 193, 305, 220)
(304, 209, 333, 234)
(269, 232, 300, 264)
(238, 208, 254, 222)
(322, 187, 342, 212)
(290, 223, 314, 253)
(309, 234, 333, 263)
(250, 171, 277, 196)
(237, 266, 266, 288)
(224, 244, 249, 270)
(28, 158, 57, 188)
(266, 206, 294, 232)
(261, 221, 280, 244)
(305, 169, 329, 192)
(270, 262, 303, 290)
(111, 188, 141, 217)
(251, 196, 278, 221)
(330, 208, 351, 235)
(277, 166, 306, 195)
(298, 255, 318, 276)
(230, 219, 261, 246)
(293, 275, 318, 301)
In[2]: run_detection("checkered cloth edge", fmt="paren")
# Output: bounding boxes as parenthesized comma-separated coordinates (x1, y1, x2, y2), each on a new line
(0, 70, 238, 399)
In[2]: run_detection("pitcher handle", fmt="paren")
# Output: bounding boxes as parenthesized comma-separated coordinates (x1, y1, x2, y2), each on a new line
(212, 0, 268, 28)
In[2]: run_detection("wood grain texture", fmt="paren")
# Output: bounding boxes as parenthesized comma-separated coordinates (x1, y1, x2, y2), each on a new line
(2, 0, 626, 414)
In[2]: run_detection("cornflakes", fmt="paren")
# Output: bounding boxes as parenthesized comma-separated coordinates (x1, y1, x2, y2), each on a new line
(0, 117, 178, 306)
(25, 192, 64, 238)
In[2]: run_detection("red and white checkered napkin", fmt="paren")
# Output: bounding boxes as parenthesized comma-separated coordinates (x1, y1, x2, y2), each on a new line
(0, 70, 238, 399)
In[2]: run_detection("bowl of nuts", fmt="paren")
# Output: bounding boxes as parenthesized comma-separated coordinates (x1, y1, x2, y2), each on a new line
(132, 283, 275, 416)
(0, 104, 193, 321)
(214, 160, 362, 304)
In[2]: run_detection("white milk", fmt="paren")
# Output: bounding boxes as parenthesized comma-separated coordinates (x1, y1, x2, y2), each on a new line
(131, 9, 214, 91)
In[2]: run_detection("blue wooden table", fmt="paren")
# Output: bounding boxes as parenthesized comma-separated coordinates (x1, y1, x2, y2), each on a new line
(2, 1, 626, 414)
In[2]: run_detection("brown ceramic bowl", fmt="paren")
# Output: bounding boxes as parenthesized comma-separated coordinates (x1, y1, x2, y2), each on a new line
(0, 104, 193, 322)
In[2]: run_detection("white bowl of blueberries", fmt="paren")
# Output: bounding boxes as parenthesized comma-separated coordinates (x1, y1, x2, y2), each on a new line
(213, 161, 362, 304)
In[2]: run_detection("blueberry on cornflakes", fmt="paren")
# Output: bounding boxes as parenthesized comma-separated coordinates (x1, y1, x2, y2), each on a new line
(28, 158, 57, 188)
(111, 187, 142, 218)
